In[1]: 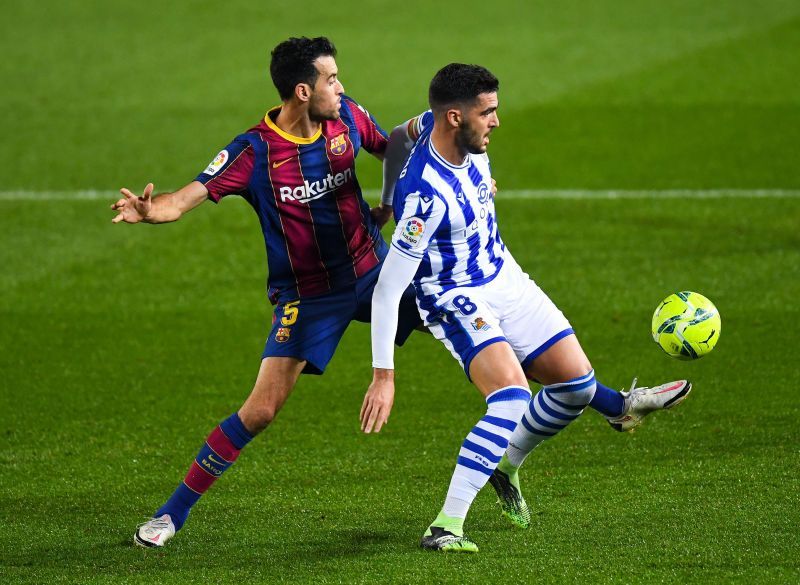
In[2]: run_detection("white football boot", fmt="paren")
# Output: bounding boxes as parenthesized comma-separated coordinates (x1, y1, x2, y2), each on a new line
(134, 514, 176, 548)
(606, 378, 692, 432)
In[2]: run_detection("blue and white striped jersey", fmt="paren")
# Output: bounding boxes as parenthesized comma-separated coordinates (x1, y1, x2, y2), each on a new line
(390, 111, 506, 313)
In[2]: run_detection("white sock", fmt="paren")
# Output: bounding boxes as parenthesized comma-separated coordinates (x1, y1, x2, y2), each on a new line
(506, 370, 596, 467)
(438, 386, 531, 522)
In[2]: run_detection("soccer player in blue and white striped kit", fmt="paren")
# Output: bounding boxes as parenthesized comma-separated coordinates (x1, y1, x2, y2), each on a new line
(361, 64, 692, 552)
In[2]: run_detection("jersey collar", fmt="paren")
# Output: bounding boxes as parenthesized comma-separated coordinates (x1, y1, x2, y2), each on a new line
(428, 139, 470, 170)
(264, 106, 323, 145)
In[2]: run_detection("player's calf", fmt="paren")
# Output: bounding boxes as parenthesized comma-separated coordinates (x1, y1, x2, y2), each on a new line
(133, 412, 254, 547)
(505, 370, 596, 468)
(424, 386, 531, 551)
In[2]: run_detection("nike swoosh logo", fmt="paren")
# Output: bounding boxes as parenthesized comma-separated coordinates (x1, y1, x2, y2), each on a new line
(272, 156, 297, 169)
(207, 454, 227, 466)
(654, 382, 685, 394)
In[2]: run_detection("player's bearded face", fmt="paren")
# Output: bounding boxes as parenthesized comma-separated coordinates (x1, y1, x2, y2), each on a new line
(456, 92, 500, 154)
(456, 120, 487, 155)
(308, 56, 344, 122)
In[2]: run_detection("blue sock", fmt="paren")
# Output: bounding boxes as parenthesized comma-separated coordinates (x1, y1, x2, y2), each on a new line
(155, 484, 200, 531)
(155, 412, 254, 531)
(589, 381, 625, 417)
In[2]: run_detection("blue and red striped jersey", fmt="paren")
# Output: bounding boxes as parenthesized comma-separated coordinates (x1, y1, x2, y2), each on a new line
(195, 96, 389, 303)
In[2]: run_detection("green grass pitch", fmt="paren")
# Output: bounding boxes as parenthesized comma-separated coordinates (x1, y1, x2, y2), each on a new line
(1, 1, 799, 583)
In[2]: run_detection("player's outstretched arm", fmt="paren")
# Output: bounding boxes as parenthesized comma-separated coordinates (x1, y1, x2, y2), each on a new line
(111, 181, 209, 224)
(360, 248, 422, 433)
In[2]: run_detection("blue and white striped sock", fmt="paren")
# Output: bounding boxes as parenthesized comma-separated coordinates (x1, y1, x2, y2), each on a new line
(440, 386, 531, 521)
(505, 370, 596, 468)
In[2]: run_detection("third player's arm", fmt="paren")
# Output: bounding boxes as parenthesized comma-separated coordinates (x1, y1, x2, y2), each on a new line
(369, 113, 431, 228)
(379, 114, 428, 208)
(368, 123, 411, 228)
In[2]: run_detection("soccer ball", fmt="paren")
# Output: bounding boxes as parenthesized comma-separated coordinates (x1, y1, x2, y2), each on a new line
(651, 292, 721, 360)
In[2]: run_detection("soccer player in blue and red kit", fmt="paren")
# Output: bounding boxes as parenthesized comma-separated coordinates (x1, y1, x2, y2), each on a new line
(111, 37, 421, 547)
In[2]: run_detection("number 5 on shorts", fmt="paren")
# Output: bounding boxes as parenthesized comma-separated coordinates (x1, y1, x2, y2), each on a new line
(281, 301, 300, 326)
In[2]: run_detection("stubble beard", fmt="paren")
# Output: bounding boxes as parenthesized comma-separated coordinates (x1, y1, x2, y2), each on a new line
(308, 96, 340, 123)
(457, 122, 487, 155)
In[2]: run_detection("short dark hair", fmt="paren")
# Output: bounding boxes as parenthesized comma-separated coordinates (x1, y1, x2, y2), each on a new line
(270, 37, 337, 100)
(428, 63, 499, 112)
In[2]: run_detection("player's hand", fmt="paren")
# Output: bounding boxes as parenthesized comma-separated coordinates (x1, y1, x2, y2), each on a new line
(491, 178, 497, 198)
(360, 372, 395, 433)
(370, 203, 393, 229)
(111, 183, 154, 223)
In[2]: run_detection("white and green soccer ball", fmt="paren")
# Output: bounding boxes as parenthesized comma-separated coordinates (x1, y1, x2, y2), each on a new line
(651, 291, 721, 360)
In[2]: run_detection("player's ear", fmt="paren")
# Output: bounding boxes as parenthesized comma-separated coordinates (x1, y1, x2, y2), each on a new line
(446, 108, 462, 128)
(295, 82, 312, 103)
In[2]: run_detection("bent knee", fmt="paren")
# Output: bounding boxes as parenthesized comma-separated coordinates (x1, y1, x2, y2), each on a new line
(545, 370, 596, 407)
(238, 404, 278, 435)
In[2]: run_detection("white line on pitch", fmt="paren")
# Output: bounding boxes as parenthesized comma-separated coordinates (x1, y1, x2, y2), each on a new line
(0, 189, 798, 201)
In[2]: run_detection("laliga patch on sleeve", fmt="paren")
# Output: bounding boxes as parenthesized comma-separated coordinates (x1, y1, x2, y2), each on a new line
(400, 217, 425, 247)
(204, 150, 229, 175)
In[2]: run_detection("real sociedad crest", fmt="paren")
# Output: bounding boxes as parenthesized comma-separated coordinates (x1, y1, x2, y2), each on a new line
(478, 183, 490, 204)
(330, 134, 347, 156)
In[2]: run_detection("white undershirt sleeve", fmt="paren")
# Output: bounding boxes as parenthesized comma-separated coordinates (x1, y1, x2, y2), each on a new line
(372, 193, 446, 368)
(371, 248, 424, 369)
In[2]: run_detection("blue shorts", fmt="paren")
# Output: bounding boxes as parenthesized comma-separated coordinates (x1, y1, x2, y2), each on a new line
(263, 263, 421, 375)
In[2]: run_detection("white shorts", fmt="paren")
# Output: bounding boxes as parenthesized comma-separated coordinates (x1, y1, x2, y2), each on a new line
(423, 259, 573, 379)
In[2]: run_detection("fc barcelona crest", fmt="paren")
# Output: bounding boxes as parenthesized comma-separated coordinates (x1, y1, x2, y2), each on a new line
(276, 327, 291, 343)
(330, 134, 347, 156)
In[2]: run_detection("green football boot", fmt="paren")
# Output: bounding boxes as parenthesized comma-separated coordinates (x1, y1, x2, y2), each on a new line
(488, 456, 531, 529)
(420, 511, 479, 553)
